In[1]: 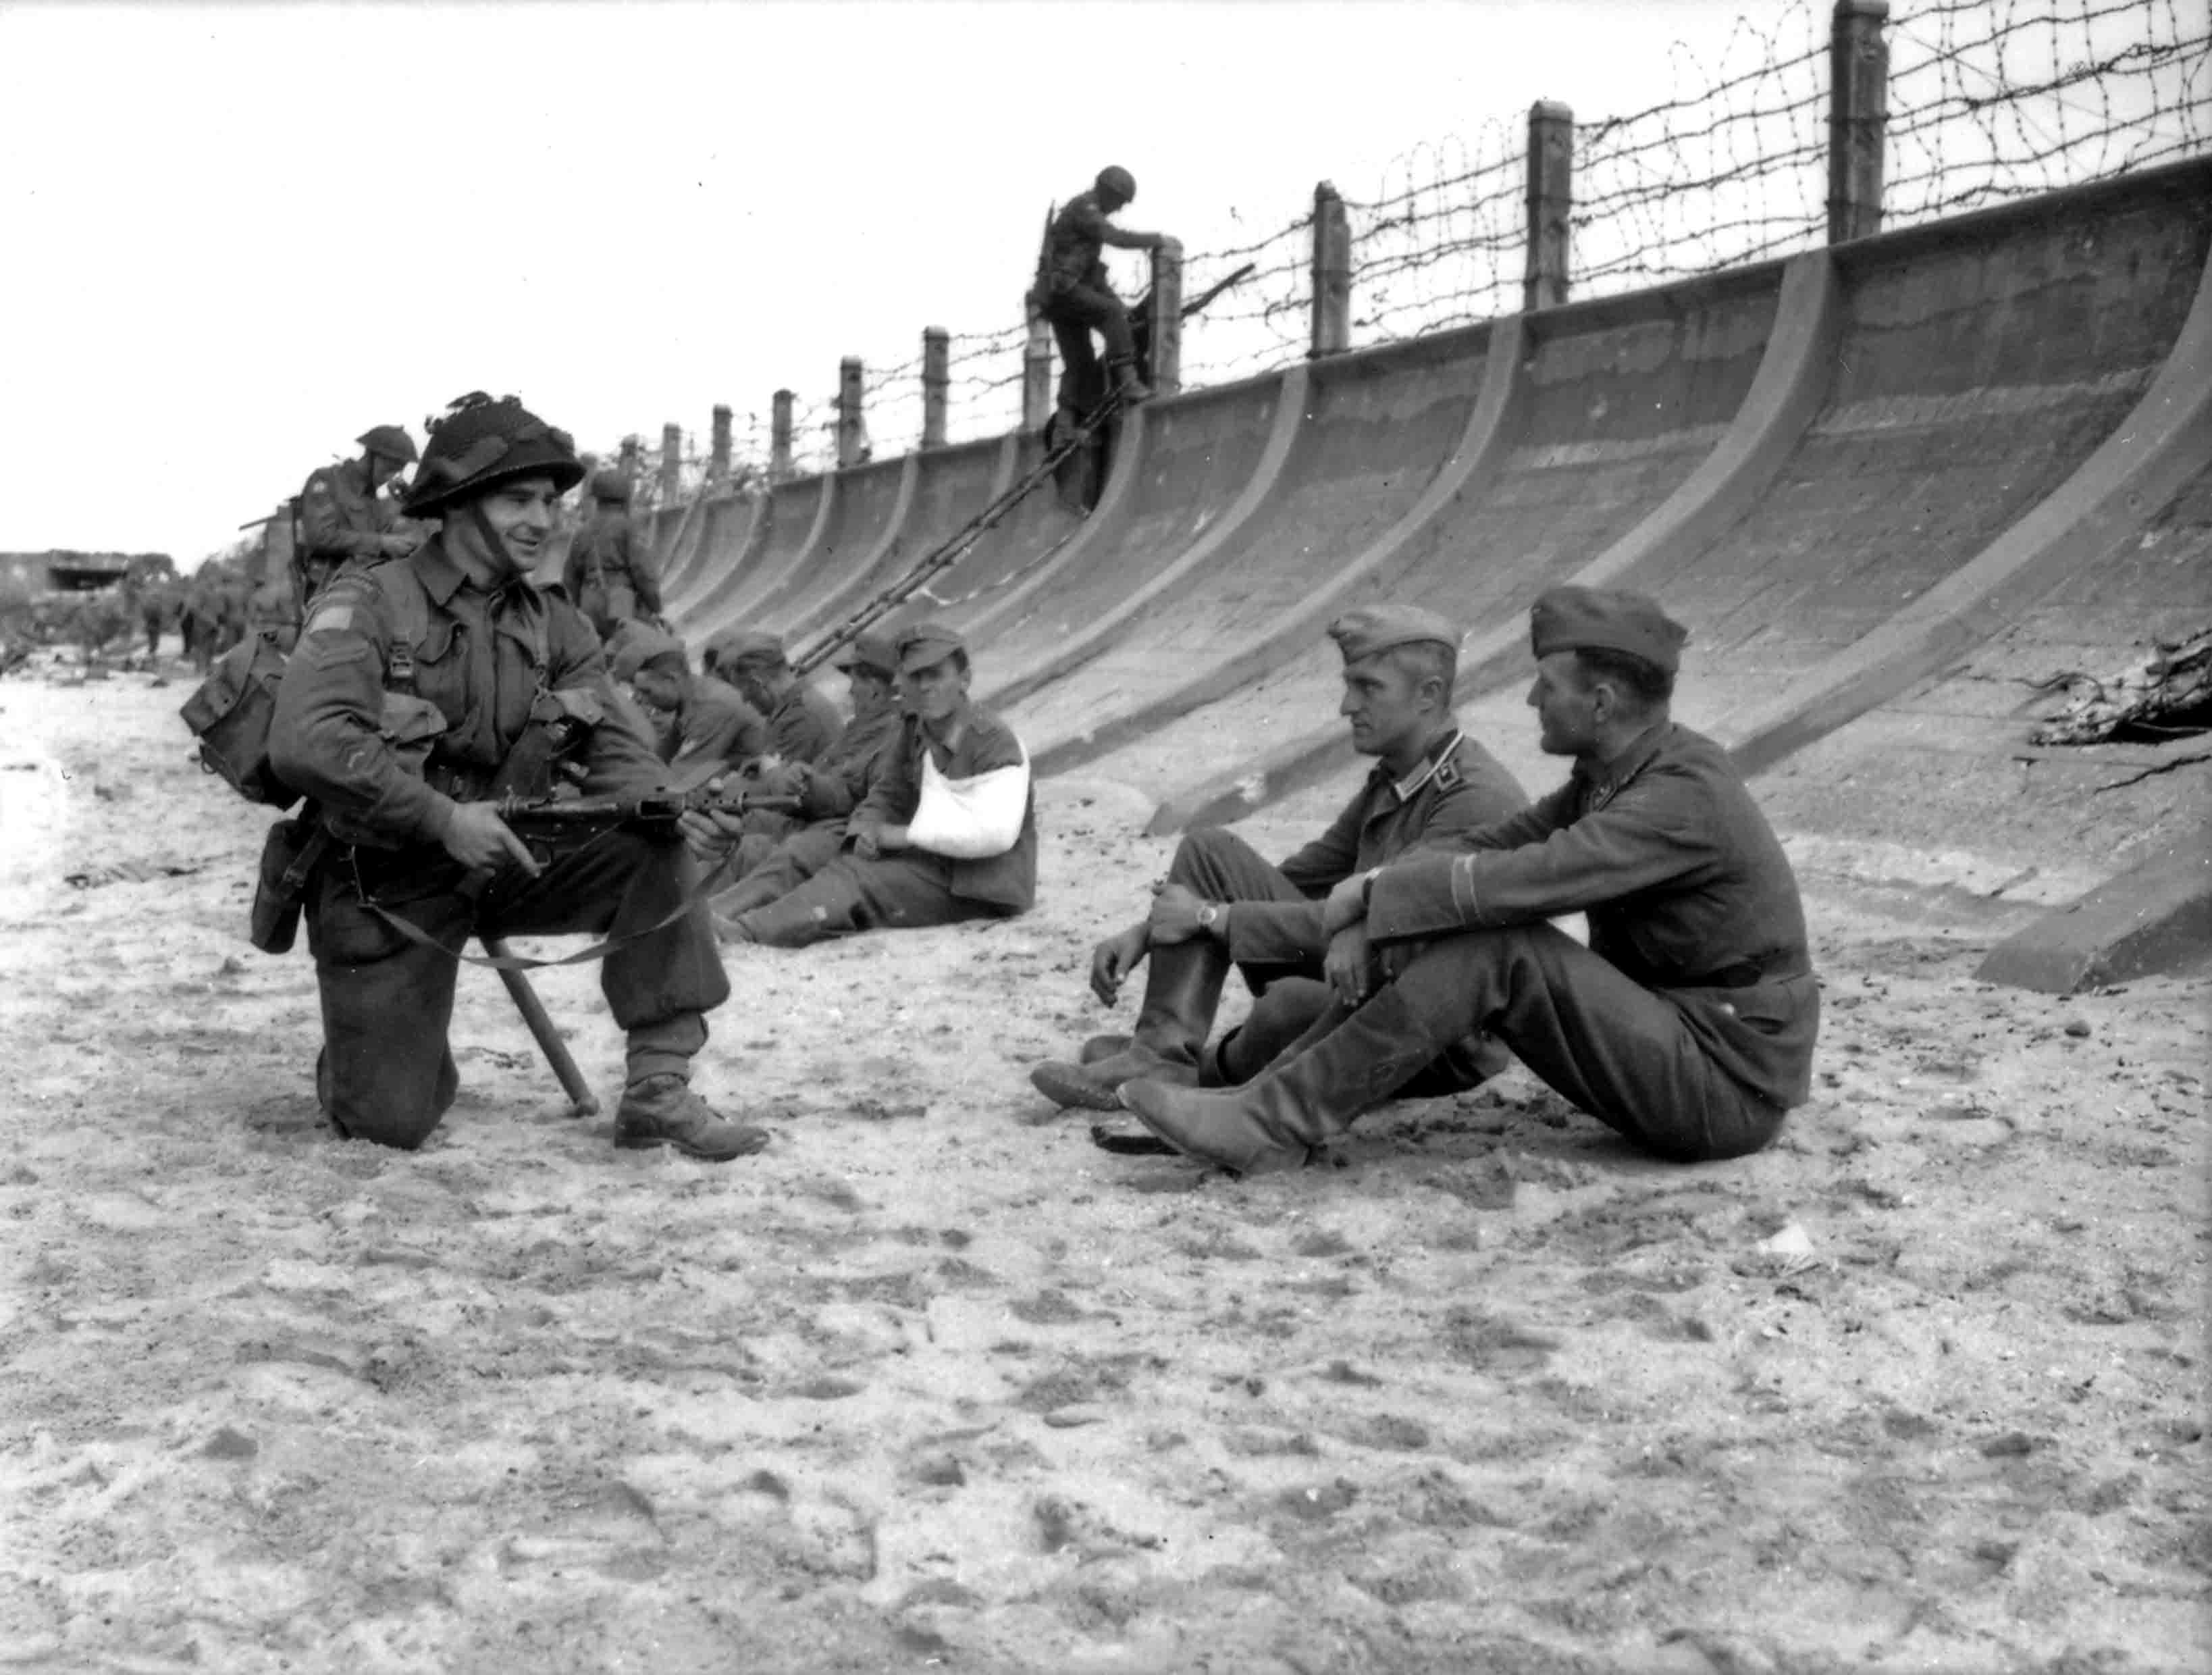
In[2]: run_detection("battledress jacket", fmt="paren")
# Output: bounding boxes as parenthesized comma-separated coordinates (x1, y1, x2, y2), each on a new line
(269, 542, 667, 849)
(1365, 721, 1819, 1110)
(765, 679, 846, 765)
(791, 703, 904, 821)
(1043, 190, 1117, 292)
(561, 507, 664, 617)
(1221, 727, 1528, 969)
(853, 707, 1037, 912)
(298, 459, 404, 563)
(669, 677, 770, 781)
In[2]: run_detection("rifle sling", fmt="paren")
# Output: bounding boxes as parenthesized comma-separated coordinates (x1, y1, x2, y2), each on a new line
(354, 830, 743, 972)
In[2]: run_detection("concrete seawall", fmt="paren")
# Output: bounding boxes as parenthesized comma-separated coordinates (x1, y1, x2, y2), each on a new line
(664, 159, 2211, 964)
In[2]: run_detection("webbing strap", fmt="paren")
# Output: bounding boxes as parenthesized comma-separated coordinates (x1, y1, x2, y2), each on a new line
(355, 832, 742, 971)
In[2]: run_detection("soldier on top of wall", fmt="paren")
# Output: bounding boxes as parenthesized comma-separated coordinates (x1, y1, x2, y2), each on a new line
(1031, 165, 1177, 426)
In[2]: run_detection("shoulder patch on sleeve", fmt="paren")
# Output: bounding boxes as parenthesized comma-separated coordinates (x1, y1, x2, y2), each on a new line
(302, 602, 354, 636)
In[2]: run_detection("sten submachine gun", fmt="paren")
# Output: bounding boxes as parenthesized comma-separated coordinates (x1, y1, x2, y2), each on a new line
(493, 784, 802, 870)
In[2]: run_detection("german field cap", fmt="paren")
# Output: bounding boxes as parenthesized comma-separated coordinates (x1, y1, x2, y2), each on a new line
(706, 627, 787, 673)
(607, 621, 685, 684)
(1529, 585, 1687, 673)
(834, 630, 899, 677)
(894, 619, 966, 673)
(1328, 604, 1460, 663)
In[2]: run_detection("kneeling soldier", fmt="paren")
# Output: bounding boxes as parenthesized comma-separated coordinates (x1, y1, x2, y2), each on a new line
(270, 392, 767, 1160)
(1115, 587, 1820, 1173)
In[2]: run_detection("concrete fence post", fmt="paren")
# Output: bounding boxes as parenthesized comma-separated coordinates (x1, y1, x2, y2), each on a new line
(1024, 304, 1054, 432)
(1148, 240, 1184, 398)
(658, 423, 683, 504)
(708, 405, 732, 486)
(1523, 100, 1573, 313)
(836, 357, 865, 469)
(922, 327, 949, 450)
(1828, 0, 1889, 243)
(1310, 180, 1351, 358)
(770, 390, 793, 482)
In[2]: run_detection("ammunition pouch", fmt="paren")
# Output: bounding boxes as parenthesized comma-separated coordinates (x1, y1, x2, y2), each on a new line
(250, 815, 332, 954)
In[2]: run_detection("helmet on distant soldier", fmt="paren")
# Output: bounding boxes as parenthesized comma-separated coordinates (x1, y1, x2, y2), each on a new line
(402, 392, 583, 517)
(590, 467, 633, 505)
(1095, 165, 1136, 205)
(356, 424, 418, 464)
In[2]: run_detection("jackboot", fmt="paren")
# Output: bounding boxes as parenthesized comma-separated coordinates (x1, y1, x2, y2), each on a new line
(1029, 938, 1228, 1111)
(1116, 985, 1441, 1174)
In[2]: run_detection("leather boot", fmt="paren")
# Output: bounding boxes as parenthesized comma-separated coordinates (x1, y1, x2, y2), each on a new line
(1080, 1033, 1131, 1065)
(1111, 360, 1153, 404)
(614, 1075, 770, 1161)
(1116, 985, 1440, 1174)
(1029, 938, 1228, 1110)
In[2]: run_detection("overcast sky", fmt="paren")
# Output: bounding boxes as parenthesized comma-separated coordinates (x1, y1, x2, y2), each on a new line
(3, 0, 1777, 564)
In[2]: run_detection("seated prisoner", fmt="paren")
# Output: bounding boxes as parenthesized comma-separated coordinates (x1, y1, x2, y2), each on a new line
(1029, 607, 1526, 1113)
(1114, 586, 1820, 1175)
(702, 629, 908, 917)
(268, 392, 767, 1161)
(610, 623, 770, 784)
(681, 620, 1034, 947)
(701, 627, 849, 854)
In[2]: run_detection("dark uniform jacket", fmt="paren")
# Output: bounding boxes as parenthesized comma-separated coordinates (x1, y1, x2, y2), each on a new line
(562, 506, 664, 617)
(855, 706, 1036, 912)
(670, 677, 770, 781)
(1226, 727, 1527, 969)
(269, 542, 666, 849)
(298, 459, 404, 565)
(1366, 721, 1819, 1110)
(767, 679, 845, 765)
(1044, 190, 1115, 294)
(792, 702, 903, 821)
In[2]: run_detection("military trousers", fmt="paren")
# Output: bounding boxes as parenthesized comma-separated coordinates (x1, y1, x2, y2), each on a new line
(1369, 923, 1789, 1161)
(715, 820, 847, 921)
(727, 847, 1007, 948)
(1045, 282, 1135, 413)
(307, 827, 731, 1149)
(1168, 827, 1495, 1093)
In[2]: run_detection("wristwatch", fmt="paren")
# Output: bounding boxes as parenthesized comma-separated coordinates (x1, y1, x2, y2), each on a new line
(1196, 902, 1221, 935)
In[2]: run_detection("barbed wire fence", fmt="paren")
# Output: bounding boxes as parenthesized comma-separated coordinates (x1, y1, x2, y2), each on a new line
(631, 0, 2205, 490)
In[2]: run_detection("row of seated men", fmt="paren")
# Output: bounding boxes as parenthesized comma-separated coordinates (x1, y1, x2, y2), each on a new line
(602, 615, 1036, 949)
(269, 392, 1816, 1183)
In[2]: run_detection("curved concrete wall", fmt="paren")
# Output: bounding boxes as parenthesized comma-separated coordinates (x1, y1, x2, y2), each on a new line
(785, 436, 1009, 648)
(644, 157, 2210, 866)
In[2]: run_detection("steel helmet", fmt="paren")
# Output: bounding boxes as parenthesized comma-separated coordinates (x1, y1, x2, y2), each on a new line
(402, 392, 583, 517)
(589, 467, 633, 505)
(356, 424, 418, 463)
(1095, 165, 1136, 203)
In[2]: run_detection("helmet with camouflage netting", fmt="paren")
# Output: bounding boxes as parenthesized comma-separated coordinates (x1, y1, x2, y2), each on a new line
(402, 392, 583, 517)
